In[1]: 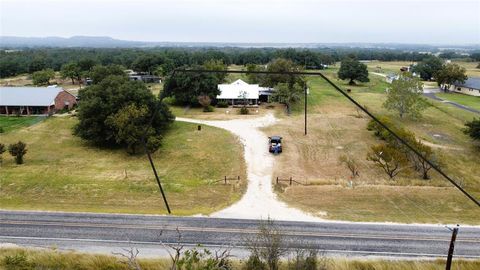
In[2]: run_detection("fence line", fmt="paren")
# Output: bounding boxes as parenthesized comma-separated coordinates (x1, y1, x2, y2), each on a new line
(212, 176, 241, 184)
(275, 176, 306, 186)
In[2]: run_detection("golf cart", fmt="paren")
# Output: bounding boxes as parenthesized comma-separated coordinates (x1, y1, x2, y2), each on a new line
(268, 136, 283, 154)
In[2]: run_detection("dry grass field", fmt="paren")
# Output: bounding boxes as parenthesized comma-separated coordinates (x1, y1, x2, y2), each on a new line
(264, 71, 480, 224)
(0, 116, 246, 215)
(1, 248, 479, 270)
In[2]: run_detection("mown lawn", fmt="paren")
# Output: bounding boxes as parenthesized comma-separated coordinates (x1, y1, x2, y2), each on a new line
(436, 92, 480, 111)
(0, 117, 246, 215)
(266, 70, 480, 224)
(0, 116, 45, 133)
(1, 248, 479, 270)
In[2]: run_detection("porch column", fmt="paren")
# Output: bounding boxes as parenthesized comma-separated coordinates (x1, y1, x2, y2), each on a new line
(5, 106, 8, 115)
(26, 106, 30, 115)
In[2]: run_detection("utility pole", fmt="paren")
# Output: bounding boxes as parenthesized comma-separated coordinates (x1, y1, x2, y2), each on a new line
(304, 81, 307, 135)
(445, 226, 459, 270)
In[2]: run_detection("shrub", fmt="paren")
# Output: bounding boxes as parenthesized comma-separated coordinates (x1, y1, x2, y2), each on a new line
(216, 101, 229, 108)
(338, 154, 359, 178)
(176, 248, 232, 270)
(240, 107, 249, 115)
(3, 253, 31, 270)
(244, 254, 267, 270)
(367, 144, 408, 179)
(244, 219, 287, 270)
(203, 105, 215, 112)
(8, 141, 27, 165)
(0, 143, 5, 164)
(366, 117, 394, 140)
(287, 250, 317, 270)
(464, 118, 480, 141)
(0, 127, 4, 133)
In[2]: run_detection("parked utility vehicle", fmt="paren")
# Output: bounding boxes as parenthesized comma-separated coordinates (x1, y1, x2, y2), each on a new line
(268, 136, 283, 154)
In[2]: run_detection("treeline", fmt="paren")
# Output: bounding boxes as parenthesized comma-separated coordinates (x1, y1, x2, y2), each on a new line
(1, 47, 467, 78)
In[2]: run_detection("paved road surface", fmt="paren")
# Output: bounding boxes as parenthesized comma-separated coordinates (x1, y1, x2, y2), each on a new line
(423, 91, 480, 114)
(1, 210, 479, 259)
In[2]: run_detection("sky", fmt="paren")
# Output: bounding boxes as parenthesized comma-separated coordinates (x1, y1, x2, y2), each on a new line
(0, 0, 479, 44)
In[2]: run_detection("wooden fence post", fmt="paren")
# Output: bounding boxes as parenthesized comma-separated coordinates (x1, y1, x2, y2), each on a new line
(290, 177, 292, 186)
(276, 177, 279, 184)
(238, 176, 240, 181)
(224, 176, 227, 184)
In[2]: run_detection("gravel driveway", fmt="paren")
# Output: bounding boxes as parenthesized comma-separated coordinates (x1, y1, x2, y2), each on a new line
(176, 114, 322, 222)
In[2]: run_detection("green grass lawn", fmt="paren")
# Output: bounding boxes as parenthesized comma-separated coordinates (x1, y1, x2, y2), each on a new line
(0, 116, 246, 215)
(0, 116, 45, 133)
(436, 92, 480, 111)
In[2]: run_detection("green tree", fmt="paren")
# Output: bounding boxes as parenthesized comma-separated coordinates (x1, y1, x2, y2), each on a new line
(8, 141, 27, 165)
(28, 57, 46, 73)
(60, 62, 81, 84)
(89, 64, 126, 84)
(272, 82, 303, 114)
(337, 57, 369, 85)
(77, 58, 97, 72)
(132, 55, 162, 74)
(412, 56, 443, 81)
(203, 59, 227, 82)
(367, 144, 407, 179)
(32, 69, 55, 86)
(74, 76, 174, 150)
(383, 72, 427, 118)
(435, 63, 467, 91)
(245, 63, 266, 84)
(464, 118, 480, 141)
(264, 58, 302, 87)
(105, 104, 164, 154)
(162, 66, 220, 105)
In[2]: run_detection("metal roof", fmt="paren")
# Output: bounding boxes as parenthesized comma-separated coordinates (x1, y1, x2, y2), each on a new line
(0, 86, 63, 106)
(455, 77, 480, 90)
(217, 79, 260, 99)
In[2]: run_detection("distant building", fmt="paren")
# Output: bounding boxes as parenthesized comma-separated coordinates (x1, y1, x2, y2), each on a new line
(386, 73, 399, 84)
(126, 70, 161, 83)
(129, 74, 161, 83)
(450, 77, 480, 97)
(0, 86, 77, 115)
(217, 79, 273, 105)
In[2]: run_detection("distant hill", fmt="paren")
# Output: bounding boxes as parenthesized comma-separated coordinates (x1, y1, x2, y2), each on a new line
(0, 36, 147, 48)
(1, 35, 479, 50)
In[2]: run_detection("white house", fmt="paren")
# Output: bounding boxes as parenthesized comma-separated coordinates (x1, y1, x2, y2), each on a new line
(450, 77, 480, 97)
(217, 79, 273, 105)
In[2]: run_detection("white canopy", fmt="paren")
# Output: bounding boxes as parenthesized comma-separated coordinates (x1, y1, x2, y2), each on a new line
(217, 79, 260, 100)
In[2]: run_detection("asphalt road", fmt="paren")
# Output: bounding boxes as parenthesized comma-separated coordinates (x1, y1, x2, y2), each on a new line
(1, 210, 479, 259)
(423, 91, 480, 114)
